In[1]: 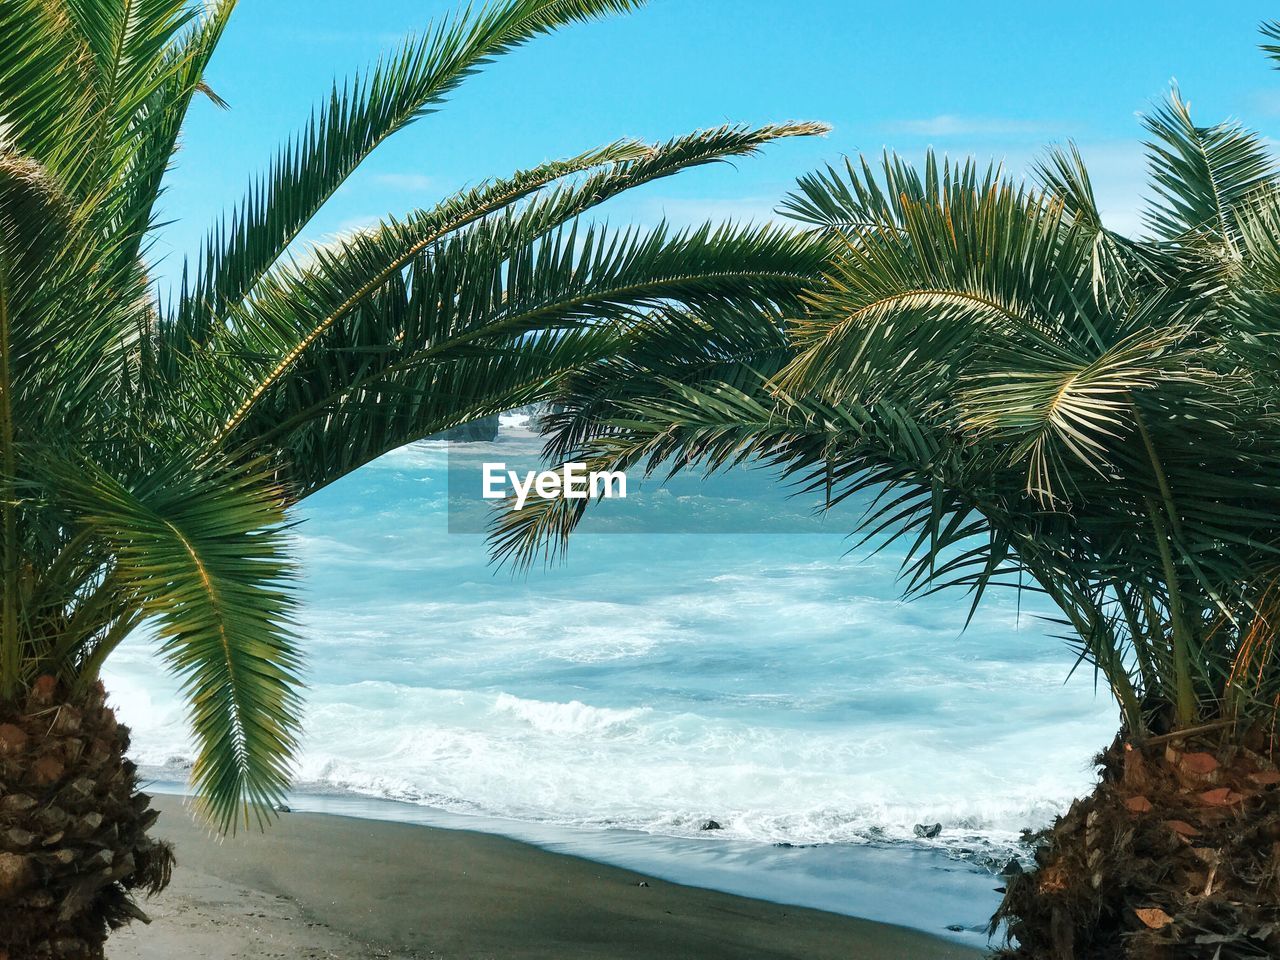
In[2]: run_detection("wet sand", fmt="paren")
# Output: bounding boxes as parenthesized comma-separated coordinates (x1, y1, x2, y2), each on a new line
(110, 796, 983, 959)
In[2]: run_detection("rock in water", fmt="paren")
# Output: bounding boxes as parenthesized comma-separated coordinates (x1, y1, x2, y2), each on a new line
(699, 819, 722, 831)
(913, 823, 942, 839)
(1000, 858, 1024, 877)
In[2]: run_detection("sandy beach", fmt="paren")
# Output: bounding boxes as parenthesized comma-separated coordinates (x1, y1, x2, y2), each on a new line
(109, 796, 982, 960)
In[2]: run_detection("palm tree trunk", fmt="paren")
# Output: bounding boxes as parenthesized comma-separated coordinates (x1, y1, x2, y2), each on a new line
(0, 678, 173, 959)
(993, 730, 1280, 959)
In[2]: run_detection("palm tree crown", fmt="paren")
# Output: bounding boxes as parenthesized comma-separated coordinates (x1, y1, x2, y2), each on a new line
(0, 0, 828, 829)
(497, 47, 1280, 748)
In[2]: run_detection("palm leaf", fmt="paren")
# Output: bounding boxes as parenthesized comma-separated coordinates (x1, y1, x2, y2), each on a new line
(233, 217, 826, 494)
(57, 457, 303, 833)
(1142, 89, 1276, 244)
(177, 0, 653, 334)
(202, 123, 825, 448)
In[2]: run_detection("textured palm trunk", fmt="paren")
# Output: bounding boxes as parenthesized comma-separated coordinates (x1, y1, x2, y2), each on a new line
(993, 733, 1280, 959)
(0, 677, 173, 959)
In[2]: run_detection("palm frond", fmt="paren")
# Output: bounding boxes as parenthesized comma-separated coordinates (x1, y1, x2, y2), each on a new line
(112, 0, 238, 265)
(177, 0, 653, 334)
(1260, 19, 1280, 69)
(779, 155, 1092, 398)
(199, 123, 825, 447)
(56, 458, 303, 833)
(1142, 89, 1276, 244)
(230, 217, 826, 494)
(958, 325, 1204, 502)
(0, 0, 100, 182)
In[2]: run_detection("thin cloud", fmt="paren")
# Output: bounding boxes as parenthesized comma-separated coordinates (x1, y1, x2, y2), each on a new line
(636, 196, 784, 225)
(885, 115, 1056, 137)
(371, 173, 435, 192)
(1247, 88, 1280, 118)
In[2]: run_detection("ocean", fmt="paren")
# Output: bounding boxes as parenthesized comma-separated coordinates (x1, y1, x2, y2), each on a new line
(105, 416, 1118, 944)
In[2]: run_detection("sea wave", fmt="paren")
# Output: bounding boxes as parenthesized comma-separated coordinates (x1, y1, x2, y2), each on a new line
(492, 693, 651, 735)
(118, 672, 1100, 867)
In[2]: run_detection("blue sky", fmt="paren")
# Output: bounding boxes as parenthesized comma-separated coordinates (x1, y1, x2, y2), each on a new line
(153, 0, 1280, 281)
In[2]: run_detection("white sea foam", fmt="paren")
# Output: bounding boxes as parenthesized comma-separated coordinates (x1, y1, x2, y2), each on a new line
(492, 693, 650, 735)
(110, 660, 1109, 865)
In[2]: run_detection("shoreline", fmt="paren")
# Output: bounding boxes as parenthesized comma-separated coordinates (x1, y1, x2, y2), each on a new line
(140, 778, 1004, 946)
(111, 795, 985, 960)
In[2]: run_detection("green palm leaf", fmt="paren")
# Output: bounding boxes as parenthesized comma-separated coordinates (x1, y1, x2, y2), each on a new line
(202, 123, 824, 449)
(1142, 89, 1276, 244)
(177, 0, 653, 335)
(52, 458, 302, 833)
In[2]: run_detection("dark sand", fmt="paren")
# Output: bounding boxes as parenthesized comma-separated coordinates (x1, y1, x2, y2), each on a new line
(110, 796, 983, 959)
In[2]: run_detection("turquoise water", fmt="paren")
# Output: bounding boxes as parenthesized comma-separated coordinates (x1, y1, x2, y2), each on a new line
(108, 418, 1117, 935)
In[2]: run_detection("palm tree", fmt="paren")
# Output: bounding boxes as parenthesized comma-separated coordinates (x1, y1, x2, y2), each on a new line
(0, 1, 828, 954)
(494, 26, 1280, 960)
